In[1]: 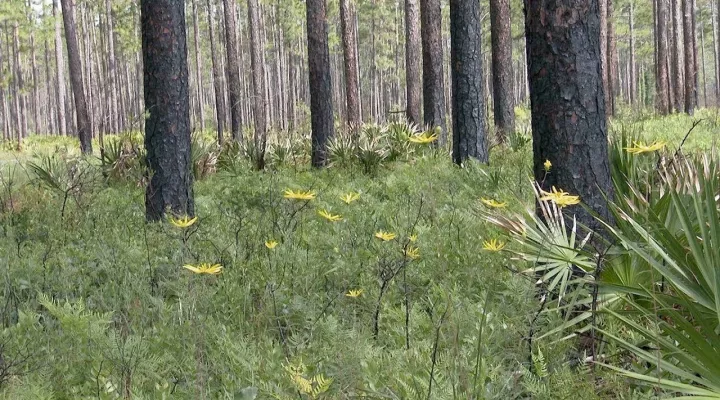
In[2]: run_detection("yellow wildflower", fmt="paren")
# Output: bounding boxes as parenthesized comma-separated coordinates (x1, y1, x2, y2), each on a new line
(340, 192, 361, 204)
(375, 231, 397, 241)
(625, 141, 667, 155)
(345, 289, 363, 298)
(265, 240, 278, 249)
(481, 198, 508, 208)
(409, 234, 418, 242)
(403, 245, 420, 260)
(539, 186, 581, 207)
(283, 189, 316, 200)
(482, 239, 506, 252)
(169, 215, 197, 229)
(182, 263, 223, 275)
(408, 132, 439, 144)
(543, 159, 552, 172)
(318, 209, 343, 222)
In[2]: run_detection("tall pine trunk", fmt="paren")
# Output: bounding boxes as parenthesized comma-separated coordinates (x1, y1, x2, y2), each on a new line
(223, 0, 243, 142)
(207, 0, 226, 145)
(248, 0, 267, 170)
(525, 0, 614, 233)
(657, 0, 671, 114)
(683, 0, 696, 114)
(420, 0, 447, 145)
(306, 0, 335, 167)
(489, 0, 515, 143)
(450, 0, 487, 164)
(60, 0, 92, 154)
(404, 0, 422, 126)
(340, 0, 361, 134)
(141, 0, 194, 221)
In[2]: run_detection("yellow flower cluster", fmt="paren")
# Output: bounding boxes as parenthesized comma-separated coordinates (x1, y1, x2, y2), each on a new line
(408, 131, 439, 144)
(182, 263, 223, 275)
(539, 186, 581, 207)
(283, 189, 316, 200)
(483, 239, 506, 252)
(169, 215, 197, 229)
(625, 141, 666, 155)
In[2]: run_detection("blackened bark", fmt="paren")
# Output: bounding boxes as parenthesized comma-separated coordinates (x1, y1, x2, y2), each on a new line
(192, 0, 205, 133)
(405, 0, 422, 126)
(306, 0, 335, 167)
(450, 0, 487, 164)
(248, 0, 267, 169)
(53, 0, 67, 136)
(629, 1, 637, 105)
(489, 0, 515, 143)
(657, 0, 671, 114)
(683, 0, 696, 114)
(672, 0, 685, 112)
(420, 0, 447, 146)
(207, 0, 226, 145)
(222, 0, 243, 142)
(599, 0, 609, 114)
(340, 0, 361, 134)
(607, 0, 618, 116)
(525, 0, 614, 232)
(60, 0, 92, 154)
(142, 0, 194, 221)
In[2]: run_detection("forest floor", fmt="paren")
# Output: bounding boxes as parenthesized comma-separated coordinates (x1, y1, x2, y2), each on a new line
(0, 109, 715, 399)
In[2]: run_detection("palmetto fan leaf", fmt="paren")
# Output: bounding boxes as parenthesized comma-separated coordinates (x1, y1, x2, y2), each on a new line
(596, 156, 720, 397)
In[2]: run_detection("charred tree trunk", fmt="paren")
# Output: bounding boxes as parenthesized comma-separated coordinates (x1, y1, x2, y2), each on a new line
(248, 0, 267, 170)
(525, 0, 614, 233)
(223, 0, 243, 142)
(672, 0, 685, 112)
(489, 0, 515, 143)
(192, 0, 205, 133)
(629, 1, 637, 105)
(420, 0, 447, 146)
(340, 0, 361, 134)
(306, 0, 335, 167)
(683, 0, 696, 114)
(53, 0, 67, 136)
(207, 0, 226, 145)
(450, 0, 487, 164)
(405, 0, 422, 126)
(657, 0, 671, 114)
(141, 0, 194, 221)
(60, 0, 92, 154)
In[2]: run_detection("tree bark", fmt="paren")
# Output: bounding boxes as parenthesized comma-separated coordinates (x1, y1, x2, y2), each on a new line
(141, 0, 194, 221)
(489, 0, 515, 143)
(599, 0, 609, 115)
(524, 0, 614, 233)
(222, 0, 243, 142)
(713, 0, 720, 104)
(420, 0, 447, 146)
(607, 0, 618, 115)
(340, 0, 361, 134)
(248, 0, 267, 170)
(450, 0, 487, 165)
(683, 0, 696, 114)
(105, 0, 119, 135)
(306, 0, 335, 167)
(192, 0, 205, 133)
(657, 0, 671, 114)
(672, 0, 685, 112)
(60, 0, 92, 154)
(405, 0, 422, 126)
(207, 0, 226, 145)
(11, 22, 27, 144)
(629, 1, 637, 105)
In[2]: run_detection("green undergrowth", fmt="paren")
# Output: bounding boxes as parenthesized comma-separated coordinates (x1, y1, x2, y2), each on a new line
(0, 109, 710, 398)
